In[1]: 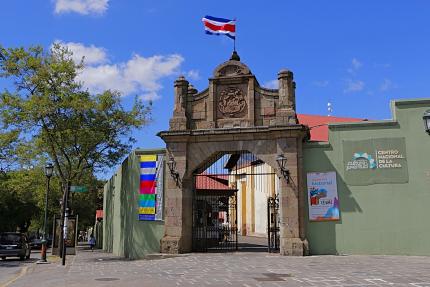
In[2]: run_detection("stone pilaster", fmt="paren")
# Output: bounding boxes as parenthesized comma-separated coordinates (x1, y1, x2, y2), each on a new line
(277, 138, 309, 256)
(169, 76, 189, 131)
(160, 140, 194, 254)
(276, 69, 297, 125)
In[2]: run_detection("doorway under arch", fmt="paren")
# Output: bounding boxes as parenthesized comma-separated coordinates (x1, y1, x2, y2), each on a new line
(192, 151, 280, 252)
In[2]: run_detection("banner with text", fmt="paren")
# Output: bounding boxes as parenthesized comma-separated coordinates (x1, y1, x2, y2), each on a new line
(307, 171, 340, 222)
(343, 137, 408, 185)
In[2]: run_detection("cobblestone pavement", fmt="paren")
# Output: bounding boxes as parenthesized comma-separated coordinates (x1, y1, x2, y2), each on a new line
(9, 246, 430, 287)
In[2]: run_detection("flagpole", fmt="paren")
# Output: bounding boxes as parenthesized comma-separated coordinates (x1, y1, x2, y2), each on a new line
(234, 17, 237, 52)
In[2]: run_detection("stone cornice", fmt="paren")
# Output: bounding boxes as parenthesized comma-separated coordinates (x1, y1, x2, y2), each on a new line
(157, 125, 309, 140)
(328, 120, 398, 130)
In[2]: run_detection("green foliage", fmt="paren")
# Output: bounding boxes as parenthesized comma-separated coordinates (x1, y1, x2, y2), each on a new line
(0, 44, 151, 185)
(0, 44, 151, 232)
(0, 130, 19, 171)
(0, 168, 54, 232)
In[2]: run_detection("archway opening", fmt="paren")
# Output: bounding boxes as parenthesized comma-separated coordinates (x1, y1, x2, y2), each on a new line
(192, 151, 280, 253)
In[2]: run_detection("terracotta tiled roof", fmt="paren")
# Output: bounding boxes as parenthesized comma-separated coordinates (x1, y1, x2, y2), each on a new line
(297, 114, 364, 142)
(195, 174, 235, 191)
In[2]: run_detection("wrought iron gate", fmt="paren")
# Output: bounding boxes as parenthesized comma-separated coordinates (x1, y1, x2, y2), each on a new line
(192, 151, 277, 252)
(267, 195, 280, 252)
(192, 190, 238, 252)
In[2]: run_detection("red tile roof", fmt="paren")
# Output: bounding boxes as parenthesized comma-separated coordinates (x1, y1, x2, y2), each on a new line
(195, 174, 236, 191)
(297, 114, 364, 142)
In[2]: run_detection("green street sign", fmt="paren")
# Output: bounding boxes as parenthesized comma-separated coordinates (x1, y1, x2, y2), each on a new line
(70, 186, 88, 193)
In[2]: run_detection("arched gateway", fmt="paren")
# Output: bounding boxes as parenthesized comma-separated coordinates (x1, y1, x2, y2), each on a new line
(158, 51, 309, 255)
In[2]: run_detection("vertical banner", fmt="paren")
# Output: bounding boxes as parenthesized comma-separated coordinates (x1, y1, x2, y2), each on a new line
(307, 171, 340, 222)
(139, 154, 163, 221)
(155, 155, 164, 221)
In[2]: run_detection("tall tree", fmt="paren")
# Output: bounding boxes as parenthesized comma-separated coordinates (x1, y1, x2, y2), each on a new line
(0, 44, 151, 188)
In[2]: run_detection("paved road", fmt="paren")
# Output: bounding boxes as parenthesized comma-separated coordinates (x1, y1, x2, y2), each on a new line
(7, 246, 430, 287)
(0, 250, 41, 287)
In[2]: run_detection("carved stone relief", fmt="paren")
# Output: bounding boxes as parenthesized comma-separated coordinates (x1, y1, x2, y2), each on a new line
(217, 87, 247, 118)
(218, 65, 245, 77)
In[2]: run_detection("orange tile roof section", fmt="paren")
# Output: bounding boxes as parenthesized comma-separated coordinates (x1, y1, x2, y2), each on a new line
(195, 174, 236, 191)
(297, 114, 364, 142)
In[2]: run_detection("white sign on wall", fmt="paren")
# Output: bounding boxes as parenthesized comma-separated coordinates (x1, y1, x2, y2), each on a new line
(307, 171, 340, 221)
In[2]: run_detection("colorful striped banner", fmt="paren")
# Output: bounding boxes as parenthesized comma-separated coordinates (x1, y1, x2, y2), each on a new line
(139, 154, 158, 221)
(139, 199, 155, 207)
(140, 194, 155, 201)
(139, 214, 155, 221)
(139, 207, 155, 214)
(140, 187, 156, 194)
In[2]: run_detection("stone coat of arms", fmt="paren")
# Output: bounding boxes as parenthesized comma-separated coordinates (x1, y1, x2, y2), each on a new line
(218, 87, 247, 117)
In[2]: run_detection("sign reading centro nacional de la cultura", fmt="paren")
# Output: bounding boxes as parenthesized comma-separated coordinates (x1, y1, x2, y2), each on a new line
(343, 137, 408, 185)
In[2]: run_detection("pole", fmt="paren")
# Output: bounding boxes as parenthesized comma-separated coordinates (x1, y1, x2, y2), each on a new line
(267, 197, 270, 253)
(233, 17, 237, 52)
(59, 184, 65, 258)
(42, 176, 50, 260)
(37, 175, 50, 263)
(62, 208, 68, 266)
(61, 182, 70, 266)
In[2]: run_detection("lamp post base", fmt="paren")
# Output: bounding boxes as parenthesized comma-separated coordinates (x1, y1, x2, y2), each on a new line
(36, 260, 50, 264)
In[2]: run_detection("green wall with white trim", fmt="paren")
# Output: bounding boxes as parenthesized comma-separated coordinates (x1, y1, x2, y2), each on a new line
(303, 99, 430, 255)
(103, 149, 165, 259)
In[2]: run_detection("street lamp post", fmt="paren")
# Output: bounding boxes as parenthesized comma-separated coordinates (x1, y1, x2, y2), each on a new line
(38, 162, 54, 264)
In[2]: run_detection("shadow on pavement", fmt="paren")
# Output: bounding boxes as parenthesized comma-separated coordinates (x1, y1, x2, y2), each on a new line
(0, 257, 38, 267)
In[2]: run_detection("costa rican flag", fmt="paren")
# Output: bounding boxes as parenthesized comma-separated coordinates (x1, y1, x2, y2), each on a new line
(202, 15, 236, 39)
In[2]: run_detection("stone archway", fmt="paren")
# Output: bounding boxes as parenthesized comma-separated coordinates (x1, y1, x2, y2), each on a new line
(158, 52, 309, 256)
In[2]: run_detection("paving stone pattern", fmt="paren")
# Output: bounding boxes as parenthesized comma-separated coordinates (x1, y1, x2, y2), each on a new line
(11, 247, 430, 287)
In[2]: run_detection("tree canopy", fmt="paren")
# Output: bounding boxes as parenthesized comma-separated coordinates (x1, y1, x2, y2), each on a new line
(0, 44, 151, 232)
(0, 44, 150, 185)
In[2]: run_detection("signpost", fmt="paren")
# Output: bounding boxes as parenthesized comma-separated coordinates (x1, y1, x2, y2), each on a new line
(70, 186, 88, 193)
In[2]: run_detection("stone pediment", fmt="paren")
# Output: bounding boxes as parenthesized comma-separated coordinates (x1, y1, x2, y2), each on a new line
(213, 60, 251, 78)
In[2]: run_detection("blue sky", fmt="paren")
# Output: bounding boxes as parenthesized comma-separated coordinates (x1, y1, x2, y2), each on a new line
(2, 0, 430, 152)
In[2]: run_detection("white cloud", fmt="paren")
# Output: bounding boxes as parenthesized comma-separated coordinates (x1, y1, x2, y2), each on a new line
(344, 79, 365, 93)
(139, 92, 161, 102)
(380, 79, 397, 92)
(54, 40, 107, 65)
(54, 0, 109, 15)
(58, 41, 184, 101)
(347, 58, 363, 74)
(313, 80, 329, 87)
(351, 58, 362, 70)
(186, 70, 200, 81)
(263, 79, 278, 89)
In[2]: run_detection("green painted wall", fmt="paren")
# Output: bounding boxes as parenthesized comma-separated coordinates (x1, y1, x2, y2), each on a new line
(103, 149, 165, 259)
(303, 99, 430, 255)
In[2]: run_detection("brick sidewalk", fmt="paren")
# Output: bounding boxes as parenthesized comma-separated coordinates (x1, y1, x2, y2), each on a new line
(10, 246, 430, 287)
